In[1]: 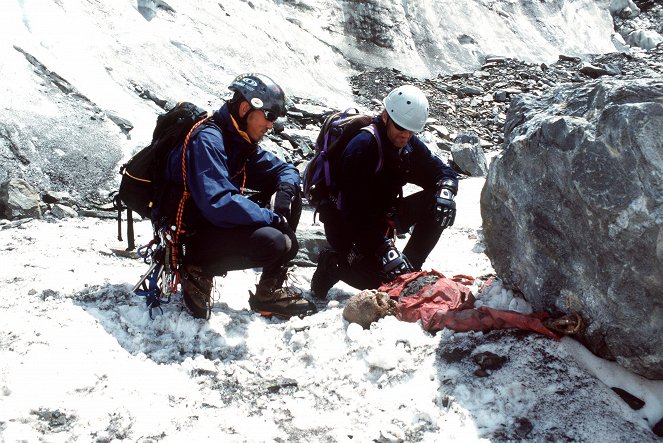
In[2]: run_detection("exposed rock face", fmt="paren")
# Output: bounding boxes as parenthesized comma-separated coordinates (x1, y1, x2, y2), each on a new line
(335, 0, 616, 77)
(480, 78, 663, 379)
(0, 48, 124, 205)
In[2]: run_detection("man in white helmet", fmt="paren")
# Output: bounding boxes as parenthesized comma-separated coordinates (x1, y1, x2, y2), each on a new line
(311, 84, 459, 298)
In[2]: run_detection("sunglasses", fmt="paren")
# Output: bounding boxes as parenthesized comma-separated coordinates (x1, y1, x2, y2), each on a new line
(391, 119, 411, 133)
(261, 109, 279, 122)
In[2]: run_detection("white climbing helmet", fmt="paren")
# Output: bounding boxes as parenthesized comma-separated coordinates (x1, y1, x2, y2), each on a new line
(383, 84, 429, 132)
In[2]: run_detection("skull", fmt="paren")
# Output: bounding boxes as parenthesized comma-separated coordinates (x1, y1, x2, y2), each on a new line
(343, 290, 396, 329)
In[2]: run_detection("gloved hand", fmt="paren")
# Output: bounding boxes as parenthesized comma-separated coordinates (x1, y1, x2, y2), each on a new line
(385, 206, 404, 235)
(273, 213, 293, 234)
(376, 238, 413, 282)
(272, 214, 296, 249)
(273, 182, 299, 221)
(433, 178, 457, 229)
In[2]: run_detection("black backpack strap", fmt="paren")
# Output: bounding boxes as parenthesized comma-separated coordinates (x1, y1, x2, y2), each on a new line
(116, 208, 123, 242)
(361, 124, 383, 173)
(112, 193, 136, 251)
(126, 208, 135, 251)
(112, 193, 124, 242)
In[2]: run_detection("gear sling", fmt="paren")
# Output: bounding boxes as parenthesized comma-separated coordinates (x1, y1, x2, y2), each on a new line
(114, 102, 217, 318)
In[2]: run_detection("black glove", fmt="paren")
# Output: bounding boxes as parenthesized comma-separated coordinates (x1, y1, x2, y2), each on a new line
(433, 178, 457, 229)
(274, 182, 298, 221)
(376, 238, 413, 282)
(272, 214, 297, 248)
(273, 213, 294, 235)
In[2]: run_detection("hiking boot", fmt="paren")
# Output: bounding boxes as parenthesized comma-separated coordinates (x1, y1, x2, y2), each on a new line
(249, 269, 317, 319)
(181, 264, 214, 320)
(543, 312, 584, 335)
(311, 248, 341, 300)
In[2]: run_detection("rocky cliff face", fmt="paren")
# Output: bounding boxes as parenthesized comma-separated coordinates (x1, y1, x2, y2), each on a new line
(481, 78, 663, 379)
(333, 0, 617, 77)
(0, 0, 625, 207)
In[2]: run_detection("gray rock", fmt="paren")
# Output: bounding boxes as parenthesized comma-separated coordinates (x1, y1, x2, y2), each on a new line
(558, 54, 582, 63)
(105, 111, 134, 134)
(0, 178, 44, 219)
(279, 128, 317, 158)
(625, 29, 663, 50)
(293, 233, 328, 267)
(289, 103, 331, 120)
(609, 0, 640, 17)
(460, 85, 485, 96)
(0, 218, 33, 230)
(451, 133, 488, 177)
(430, 124, 451, 140)
(579, 63, 621, 78)
(481, 78, 663, 379)
(50, 203, 78, 219)
(493, 90, 510, 102)
(42, 190, 77, 206)
(259, 137, 293, 164)
(484, 55, 508, 64)
(137, 0, 158, 21)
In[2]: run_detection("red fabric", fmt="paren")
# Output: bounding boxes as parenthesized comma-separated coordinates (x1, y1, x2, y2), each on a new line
(378, 271, 560, 340)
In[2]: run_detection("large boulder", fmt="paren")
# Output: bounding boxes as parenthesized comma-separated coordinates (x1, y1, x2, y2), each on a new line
(0, 178, 44, 219)
(480, 78, 663, 379)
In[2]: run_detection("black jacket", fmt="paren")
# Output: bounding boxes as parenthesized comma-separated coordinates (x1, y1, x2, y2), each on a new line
(338, 117, 458, 254)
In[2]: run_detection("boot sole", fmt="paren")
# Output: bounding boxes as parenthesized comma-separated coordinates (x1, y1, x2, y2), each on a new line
(255, 310, 294, 320)
(248, 290, 317, 319)
(252, 307, 317, 320)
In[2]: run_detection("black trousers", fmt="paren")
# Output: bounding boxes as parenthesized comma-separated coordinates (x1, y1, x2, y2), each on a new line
(319, 189, 444, 289)
(183, 193, 302, 278)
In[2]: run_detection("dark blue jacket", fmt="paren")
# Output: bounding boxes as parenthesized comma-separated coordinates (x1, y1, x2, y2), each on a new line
(338, 118, 458, 254)
(163, 103, 300, 228)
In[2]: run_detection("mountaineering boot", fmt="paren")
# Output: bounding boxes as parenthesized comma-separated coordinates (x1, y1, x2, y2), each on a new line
(181, 264, 214, 320)
(249, 268, 317, 319)
(311, 248, 341, 299)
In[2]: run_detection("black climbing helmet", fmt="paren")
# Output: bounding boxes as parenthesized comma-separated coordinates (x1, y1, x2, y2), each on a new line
(228, 73, 287, 119)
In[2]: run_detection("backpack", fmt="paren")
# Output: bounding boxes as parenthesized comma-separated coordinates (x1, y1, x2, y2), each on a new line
(114, 102, 218, 318)
(114, 102, 214, 250)
(303, 108, 382, 207)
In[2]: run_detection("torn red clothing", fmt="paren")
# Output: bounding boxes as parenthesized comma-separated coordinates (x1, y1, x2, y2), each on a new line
(378, 270, 560, 340)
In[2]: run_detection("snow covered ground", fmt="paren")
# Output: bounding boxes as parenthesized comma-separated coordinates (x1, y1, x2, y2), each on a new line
(1, 177, 661, 442)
